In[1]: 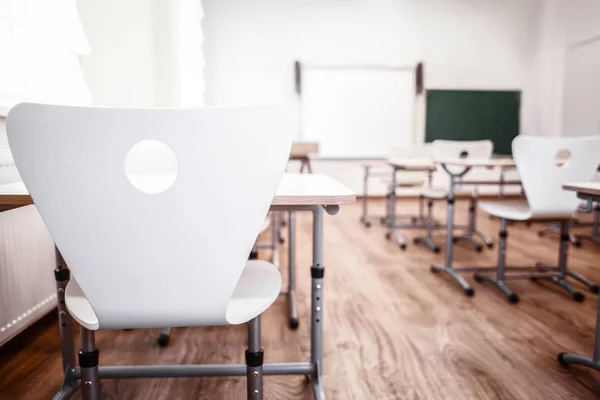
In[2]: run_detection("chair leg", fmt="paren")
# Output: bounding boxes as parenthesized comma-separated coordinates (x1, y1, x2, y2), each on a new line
(79, 328, 100, 400)
(474, 218, 519, 303)
(413, 198, 440, 253)
(533, 221, 585, 302)
(246, 316, 263, 400)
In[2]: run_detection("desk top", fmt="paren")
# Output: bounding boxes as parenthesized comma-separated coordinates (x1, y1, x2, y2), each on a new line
(563, 182, 600, 198)
(290, 142, 319, 159)
(0, 173, 355, 207)
(437, 158, 516, 168)
(387, 158, 436, 171)
(274, 173, 355, 205)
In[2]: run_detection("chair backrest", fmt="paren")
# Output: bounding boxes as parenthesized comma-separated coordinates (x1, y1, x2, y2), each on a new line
(430, 140, 493, 186)
(512, 135, 600, 217)
(6, 103, 292, 329)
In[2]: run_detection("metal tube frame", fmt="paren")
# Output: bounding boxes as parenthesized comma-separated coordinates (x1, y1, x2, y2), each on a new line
(385, 166, 407, 249)
(431, 165, 476, 296)
(52, 204, 332, 400)
(557, 194, 600, 372)
(79, 328, 100, 400)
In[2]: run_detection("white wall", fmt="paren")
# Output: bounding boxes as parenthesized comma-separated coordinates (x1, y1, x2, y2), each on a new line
(78, 0, 156, 107)
(203, 0, 539, 195)
(77, 0, 205, 108)
(561, 0, 600, 137)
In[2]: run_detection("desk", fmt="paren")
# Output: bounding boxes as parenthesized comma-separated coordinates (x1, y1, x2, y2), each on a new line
(290, 142, 319, 173)
(558, 182, 600, 372)
(385, 159, 436, 249)
(8, 173, 354, 400)
(431, 158, 518, 295)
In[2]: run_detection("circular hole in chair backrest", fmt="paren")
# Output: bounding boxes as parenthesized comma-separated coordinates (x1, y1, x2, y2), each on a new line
(124, 140, 178, 194)
(459, 150, 469, 159)
(554, 149, 571, 168)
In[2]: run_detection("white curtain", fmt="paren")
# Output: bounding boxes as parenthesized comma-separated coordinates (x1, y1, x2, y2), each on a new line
(177, 0, 205, 107)
(0, 0, 92, 115)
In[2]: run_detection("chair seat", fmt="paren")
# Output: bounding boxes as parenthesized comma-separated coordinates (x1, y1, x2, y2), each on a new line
(479, 200, 574, 221)
(66, 260, 282, 330)
(421, 186, 447, 199)
(226, 259, 281, 324)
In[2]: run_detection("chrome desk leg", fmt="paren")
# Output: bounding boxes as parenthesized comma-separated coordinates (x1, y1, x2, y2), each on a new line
(473, 219, 519, 303)
(246, 316, 263, 400)
(54, 248, 78, 399)
(385, 167, 407, 250)
(79, 328, 100, 400)
(311, 206, 326, 400)
(431, 172, 475, 296)
(288, 211, 299, 329)
(453, 196, 492, 251)
(413, 198, 441, 253)
(360, 166, 372, 228)
(558, 285, 600, 371)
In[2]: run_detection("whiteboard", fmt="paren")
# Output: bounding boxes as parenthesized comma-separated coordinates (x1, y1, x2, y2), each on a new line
(301, 67, 415, 157)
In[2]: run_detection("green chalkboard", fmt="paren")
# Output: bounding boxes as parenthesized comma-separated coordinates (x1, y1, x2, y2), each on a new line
(425, 90, 521, 155)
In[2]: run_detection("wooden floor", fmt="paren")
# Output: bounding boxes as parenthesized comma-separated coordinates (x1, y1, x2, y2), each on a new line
(2, 199, 600, 399)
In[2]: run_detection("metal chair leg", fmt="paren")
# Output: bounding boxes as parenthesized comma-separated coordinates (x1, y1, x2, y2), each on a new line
(79, 328, 100, 400)
(158, 327, 171, 347)
(413, 198, 441, 253)
(531, 221, 585, 301)
(473, 219, 519, 303)
(246, 316, 263, 400)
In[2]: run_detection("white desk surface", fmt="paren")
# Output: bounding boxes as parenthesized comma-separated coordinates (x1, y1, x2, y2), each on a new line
(563, 182, 600, 198)
(0, 174, 356, 207)
(437, 158, 516, 168)
(274, 173, 355, 205)
(387, 158, 436, 171)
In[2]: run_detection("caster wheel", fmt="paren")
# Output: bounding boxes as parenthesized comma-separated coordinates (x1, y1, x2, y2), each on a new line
(465, 288, 475, 297)
(412, 238, 419, 245)
(433, 247, 441, 254)
(475, 245, 483, 253)
(279, 237, 285, 244)
(400, 243, 407, 250)
(474, 274, 483, 283)
(557, 353, 569, 368)
(385, 232, 391, 240)
(537, 232, 544, 237)
(508, 293, 520, 304)
(452, 237, 458, 244)
(590, 284, 599, 294)
(157, 333, 170, 347)
(486, 243, 494, 249)
(365, 221, 372, 228)
(525, 222, 532, 227)
(574, 292, 585, 302)
(573, 241, 582, 248)
(289, 318, 299, 330)
(430, 265, 438, 273)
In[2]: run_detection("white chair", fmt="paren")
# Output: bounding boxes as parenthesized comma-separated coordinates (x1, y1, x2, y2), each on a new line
(413, 140, 494, 253)
(6, 103, 292, 400)
(476, 135, 600, 303)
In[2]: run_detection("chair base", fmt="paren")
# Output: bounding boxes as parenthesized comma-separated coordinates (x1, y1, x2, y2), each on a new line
(413, 236, 440, 253)
(473, 273, 519, 303)
(558, 353, 600, 371)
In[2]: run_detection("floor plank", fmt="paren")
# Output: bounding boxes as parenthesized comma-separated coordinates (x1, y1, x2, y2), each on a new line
(1, 199, 600, 399)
